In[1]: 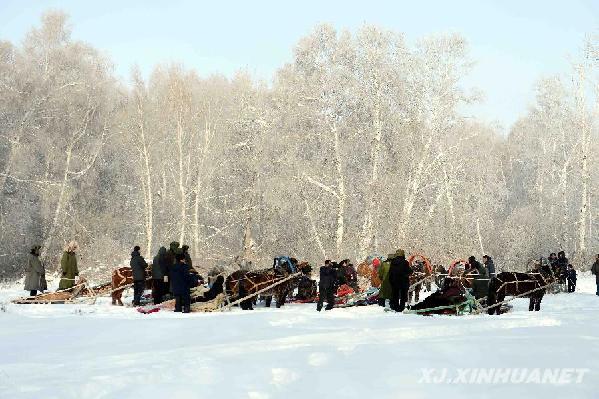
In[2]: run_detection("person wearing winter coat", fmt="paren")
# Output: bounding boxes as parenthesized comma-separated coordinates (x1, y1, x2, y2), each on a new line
(165, 241, 180, 294)
(482, 255, 495, 277)
(152, 247, 168, 304)
(58, 241, 79, 290)
(182, 245, 193, 269)
(388, 249, 413, 312)
(566, 264, 577, 293)
(171, 252, 192, 313)
(130, 246, 148, 306)
(24, 245, 46, 296)
(316, 260, 336, 311)
(469, 256, 489, 299)
(377, 256, 393, 307)
(556, 251, 569, 287)
(591, 254, 599, 296)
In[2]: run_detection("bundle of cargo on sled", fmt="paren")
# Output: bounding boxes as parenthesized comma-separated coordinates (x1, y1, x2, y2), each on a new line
(11, 278, 113, 304)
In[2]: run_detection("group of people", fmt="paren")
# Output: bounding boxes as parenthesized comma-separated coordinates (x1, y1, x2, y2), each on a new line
(544, 251, 577, 293)
(132, 242, 200, 312)
(24, 240, 80, 297)
(22, 240, 599, 313)
(529, 251, 577, 293)
(317, 252, 496, 312)
(315, 259, 359, 311)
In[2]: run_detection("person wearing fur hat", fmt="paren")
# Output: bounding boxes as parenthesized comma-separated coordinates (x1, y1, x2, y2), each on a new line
(388, 249, 412, 312)
(171, 252, 192, 313)
(130, 245, 148, 306)
(24, 245, 46, 296)
(58, 241, 79, 290)
(182, 244, 193, 269)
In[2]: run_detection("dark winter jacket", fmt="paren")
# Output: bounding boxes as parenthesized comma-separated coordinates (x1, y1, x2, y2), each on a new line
(24, 253, 46, 291)
(318, 265, 335, 290)
(557, 254, 569, 274)
(591, 261, 599, 277)
(388, 256, 412, 288)
(171, 261, 191, 296)
(567, 269, 577, 284)
(152, 247, 168, 280)
(59, 251, 79, 290)
(184, 252, 193, 270)
(130, 250, 148, 282)
(485, 257, 496, 275)
(471, 262, 489, 299)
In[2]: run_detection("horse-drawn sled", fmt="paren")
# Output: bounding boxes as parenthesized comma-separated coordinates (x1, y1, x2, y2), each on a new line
(11, 278, 113, 305)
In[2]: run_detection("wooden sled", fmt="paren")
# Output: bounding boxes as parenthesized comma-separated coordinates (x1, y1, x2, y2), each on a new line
(137, 293, 226, 314)
(11, 278, 112, 305)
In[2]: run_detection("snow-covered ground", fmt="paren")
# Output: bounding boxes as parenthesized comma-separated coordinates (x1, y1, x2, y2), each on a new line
(1, 274, 598, 399)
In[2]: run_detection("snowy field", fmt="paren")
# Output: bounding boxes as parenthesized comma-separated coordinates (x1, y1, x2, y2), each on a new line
(1, 274, 598, 399)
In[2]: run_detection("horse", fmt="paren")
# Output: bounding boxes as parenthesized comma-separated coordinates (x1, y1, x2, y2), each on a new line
(356, 258, 384, 289)
(111, 266, 153, 306)
(407, 254, 433, 303)
(487, 269, 554, 315)
(225, 260, 309, 310)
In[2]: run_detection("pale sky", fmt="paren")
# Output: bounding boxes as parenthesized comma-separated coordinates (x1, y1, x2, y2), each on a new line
(0, 0, 597, 130)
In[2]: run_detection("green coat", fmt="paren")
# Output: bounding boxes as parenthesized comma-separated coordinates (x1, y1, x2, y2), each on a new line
(378, 260, 392, 300)
(59, 251, 79, 290)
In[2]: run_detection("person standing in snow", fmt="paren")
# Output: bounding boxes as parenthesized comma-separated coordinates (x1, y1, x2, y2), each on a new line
(171, 252, 192, 313)
(482, 255, 495, 277)
(24, 245, 46, 297)
(388, 249, 412, 312)
(58, 241, 79, 290)
(130, 245, 148, 306)
(591, 254, 599, 296)
(556, 251, 569, 291)
(566, 264, 577, 293)
(469, 256, 489, 299)
(165, 241, 180, 295)
(377, 255, 393, 307)
(317, 260, 335, 311)
(152, 246, 168, 304)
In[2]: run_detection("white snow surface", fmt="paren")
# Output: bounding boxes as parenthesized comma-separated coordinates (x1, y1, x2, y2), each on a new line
(1, 274, 598, 399)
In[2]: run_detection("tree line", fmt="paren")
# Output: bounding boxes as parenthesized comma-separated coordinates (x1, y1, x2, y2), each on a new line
(1, 11, 597, 280)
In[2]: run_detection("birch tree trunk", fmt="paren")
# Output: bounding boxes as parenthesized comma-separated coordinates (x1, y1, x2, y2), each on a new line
(176, 111, 187, 244)
(42, 145, 72, 262)
(331, 121, 346, 259)
(359, 99, 383, 259)
(135, 88, 153, 258)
